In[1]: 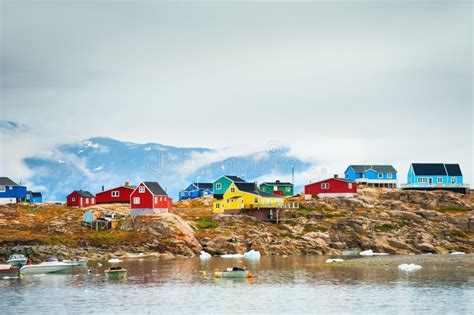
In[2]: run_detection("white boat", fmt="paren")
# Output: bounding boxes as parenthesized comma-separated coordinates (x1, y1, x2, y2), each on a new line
(20, 257, 75, 275)
(214, 267, 253, 279)
(8, 254, 28, 267)
(64, 259, 88, 267)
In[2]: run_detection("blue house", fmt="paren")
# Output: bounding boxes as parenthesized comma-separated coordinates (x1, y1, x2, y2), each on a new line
(403, 163, 469, 194)
(344, 165, 397, 188)
(0, 177, 27, 204)
(179, 183, 213, 200)
(26, 191, 43, 203)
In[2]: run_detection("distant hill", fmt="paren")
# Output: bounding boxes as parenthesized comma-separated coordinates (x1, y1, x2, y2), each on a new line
(24, 137, 312, 201)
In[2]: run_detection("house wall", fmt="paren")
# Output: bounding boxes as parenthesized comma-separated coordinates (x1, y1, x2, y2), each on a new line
(213, 177, 233, 198)
(407, 164, 464, 185)
(0, 185, 27, 199)
(130, 183, 154, 209)
(305, 178, 357, 196)
(364, 169, 397, 180)
(0, 198, 17, 204)
(96, 186, 134, 204)
(259, 184, 294, 196)
(344, 167, 361, 181)
(31, 196, 42, 203)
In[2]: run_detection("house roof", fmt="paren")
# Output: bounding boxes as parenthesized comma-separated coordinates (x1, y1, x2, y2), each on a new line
(98, 185, 136, 194)
(306, 177, 355, 186)
(234, 182, 282, 198)
(261, 181, 293, 186)
(349, 165, 397, 174)
(411, 163, 462, 176)
(31, 192, 42, 197)
(74, 190, 95, 198)
(193, 183, 213, 190)
(143, 181, 167, 196)
(225, 175, 246, 182)
(0, 177, 19, 186)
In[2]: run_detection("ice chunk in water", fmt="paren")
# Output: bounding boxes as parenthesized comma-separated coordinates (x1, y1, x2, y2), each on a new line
(398, 263, 422, 272)
(244, 250, 261, 260)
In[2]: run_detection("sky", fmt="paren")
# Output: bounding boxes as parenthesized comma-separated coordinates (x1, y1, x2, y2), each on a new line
(0, 1, 472, 184)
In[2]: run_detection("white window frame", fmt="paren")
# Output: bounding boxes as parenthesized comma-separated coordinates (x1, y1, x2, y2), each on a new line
(451, 177, 456, 184)
(322, 183, 330, 189)
(378, 173, 383, 179)
(72, 197, 75, 202)
(133, 197, 140, 204)
(437, 177, 443, 183)
(230, 187, 235, 193)
(348, 183, 352, 189)
(216, 183, 222, 190)
(274, 186, 278, 191)
(85, 198, 89, 204)
(111, 191, 120, 197)
(286, 187, 291, 192)
(139, 186, 145, 193)
(154, 197, 158, 203)
(387, 173, 392, 179)
(0, 186, 5, 193)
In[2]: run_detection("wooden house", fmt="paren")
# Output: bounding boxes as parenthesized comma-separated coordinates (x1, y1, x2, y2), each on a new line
(130, 181, 172, 215)
(259, 180, 294, 196)
(96, 184, 136, 204)
(305, 176, 357, 198)
(67, 190, 96, 207)
(345, 165, 397, 188)
(179, 183, 213, 200)
(0, 177, 26, 204)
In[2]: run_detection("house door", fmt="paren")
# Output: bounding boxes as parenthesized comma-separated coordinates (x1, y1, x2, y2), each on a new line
(428, 178, 432, 185)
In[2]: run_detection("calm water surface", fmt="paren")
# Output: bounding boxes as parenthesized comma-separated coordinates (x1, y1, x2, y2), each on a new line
(1, 256, 473, 314)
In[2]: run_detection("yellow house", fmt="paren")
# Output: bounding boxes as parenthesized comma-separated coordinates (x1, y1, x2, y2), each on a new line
(213, 182, 285, 221)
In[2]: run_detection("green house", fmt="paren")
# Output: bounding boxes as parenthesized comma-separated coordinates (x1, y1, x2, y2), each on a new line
(259, 180, 294, 196)
(213, 175, 247, 200)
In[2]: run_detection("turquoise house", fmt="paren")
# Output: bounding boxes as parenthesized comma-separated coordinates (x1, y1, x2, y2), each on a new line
(213, 175, 247, 200)
(344, 165, 397, 188)
(403, 163, 468, 194)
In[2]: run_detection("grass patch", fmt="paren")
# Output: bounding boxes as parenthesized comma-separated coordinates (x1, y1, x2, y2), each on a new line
(304, 225, 328, 233)
(196, 216, 218, 229)
(449, 229, 468, 238)
(375, 223, 397, 232)
(435, 206, 471, 213)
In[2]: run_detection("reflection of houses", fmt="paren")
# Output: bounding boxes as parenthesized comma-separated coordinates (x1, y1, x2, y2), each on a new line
(259, 180, 294, 196)
(26, 191, 43, 203)
(179, 183, 213, 200)
(305, 175, 357, 198)
(0, 177, 27, 204)
(402, 163, 469, 194)
(130, 181, 172, 215)
(345, 165, 397, 188)
(96, 183, 136, 204)
(67, 190, 96, 207)
(212, 176, 285, 222)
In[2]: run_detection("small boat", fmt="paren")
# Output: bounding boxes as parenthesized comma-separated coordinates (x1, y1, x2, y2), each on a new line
(214, 267, 253, 279)
(20, 257, 75, 275)
(64, 259, 88, 267)
(0, 265, 20, 278)
(105, 266, 127, 280)
(7, 254, 28, 267)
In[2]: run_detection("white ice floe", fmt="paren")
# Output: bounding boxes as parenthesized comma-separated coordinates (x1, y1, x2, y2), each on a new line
(220, 254, 244, 258)
(359, 250, 374, 256)
(398, 263, 422, 272)
(450, 252, 466, 255)
(373, 253, 389, 256)
(107, 258, 123, 263)
(243, 250, 261, 260)
(200, 251, 212, 259)
(325, 259, 344, 263)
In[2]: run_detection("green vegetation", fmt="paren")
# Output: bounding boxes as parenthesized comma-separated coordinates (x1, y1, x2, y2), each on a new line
(435, 206, 471, 213)
(304, 225, 328, 233)
(375, 223, 396, 232)
(196, 216, 218, 229)
(449, 229, 468, 238)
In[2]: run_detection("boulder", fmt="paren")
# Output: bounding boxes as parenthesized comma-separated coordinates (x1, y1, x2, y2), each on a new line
(415, 242, 435, 252)
(389, 210, 424, 223)
(416, 210, 444, 222)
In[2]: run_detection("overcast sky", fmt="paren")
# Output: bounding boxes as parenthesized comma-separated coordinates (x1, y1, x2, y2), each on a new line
(1, 1, 472, 183)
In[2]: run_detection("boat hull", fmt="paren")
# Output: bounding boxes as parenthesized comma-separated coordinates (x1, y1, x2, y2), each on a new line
(215, 270, 250, 278)
(20, 263, 74, 275)
(105, 269, 127, 280)
(0, 267, 20, 278)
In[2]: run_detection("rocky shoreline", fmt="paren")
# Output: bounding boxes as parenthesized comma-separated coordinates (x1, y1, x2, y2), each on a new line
(0, 188, 473, 262)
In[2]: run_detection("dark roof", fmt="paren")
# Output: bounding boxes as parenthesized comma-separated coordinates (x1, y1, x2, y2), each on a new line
(193, 183, 213, 190)
(31, 192, 42, 197)
(261, 181, 293, 186)
(74, 190, 95, 198)
(225, 175, 246, 182)
(257, 190, 283, 198)
(411, 163, 462, 176)
(349, 165, 397, 174)
(235, 182, 257, 193)
(143, 181, 167, 196)
(0, 177, 19, 186)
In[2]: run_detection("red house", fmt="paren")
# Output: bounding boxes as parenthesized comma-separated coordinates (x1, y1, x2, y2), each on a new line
(130, 181, 172, 215)
(305, 176, 357, 198)
(67, 190, 96, 207)
(96, 184, 136, 204)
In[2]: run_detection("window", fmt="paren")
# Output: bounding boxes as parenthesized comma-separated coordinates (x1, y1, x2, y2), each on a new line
(274, 186, 278, 191)
(216, 183, 222, 190)
(215, 203, 220, 208)
(387, 173, 392, 179)
(437, 177, 443, 183)
(322, 183, 330, 189)
(139, 186, 145, 193)
(72, 197, 75, 202)
(180, 192, 184, 196)
(111, 191, 119, 197)
(254, 198, 258, 203)
(155, 197, 158, 203)
(133, 197, 140, 204)
(378, 173, 383, 179)
(230, 187, 235, 193)
(85, 198, 89, 204)
(451, 177, 457, 184)
(0, 186, 5, 193)
(286, 187, 291, 192)
(348, 183, 352, 189)
(226, 199, 230, 203)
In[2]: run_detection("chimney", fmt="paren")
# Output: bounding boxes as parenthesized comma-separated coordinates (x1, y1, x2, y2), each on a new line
(101, 185, 104, 192)
(124, 181, 130, 187)
(334, 174, 338, 178)
(276, 180, 280, 183)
